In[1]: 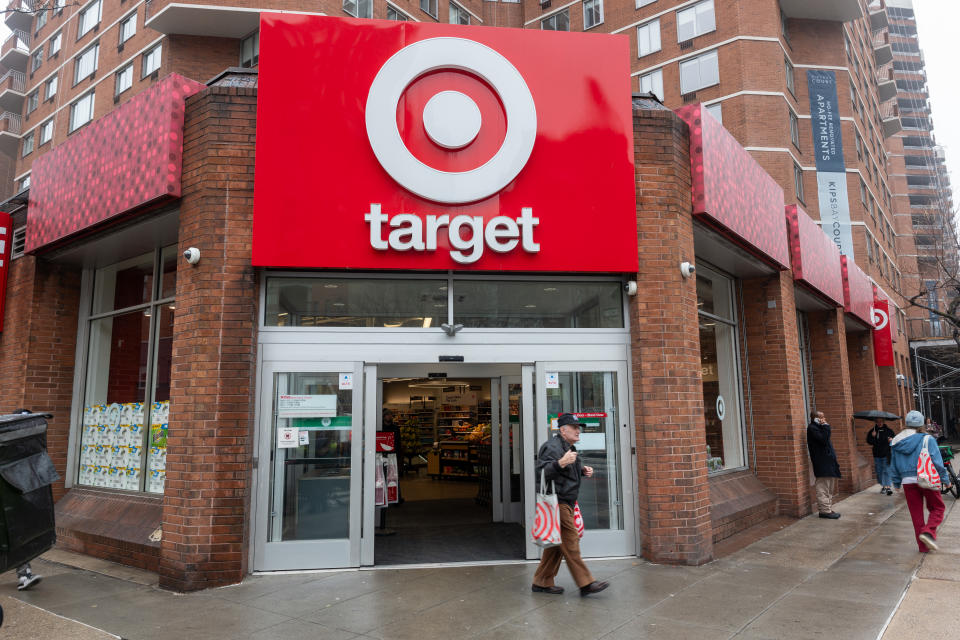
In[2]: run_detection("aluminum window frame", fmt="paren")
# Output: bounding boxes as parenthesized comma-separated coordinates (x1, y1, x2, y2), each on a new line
(39, 117, 53, 145)
(119, 11, 137, 44)
(73, 42, 99, 85)
(679, 49, 719, 94)
(583, 0, 603, 30)
(69, 90, 95, 132)
(540, 9, 569, 31)
(77, 0, 102, 40)
(141, 42, 161, 78)
(637, 18, 661, 58)
(676, 0, 715, 42)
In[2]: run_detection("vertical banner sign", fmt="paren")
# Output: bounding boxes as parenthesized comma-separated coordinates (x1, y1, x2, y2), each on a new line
(807, 70, 853, 257)
(0, 212, 11, 333)
(872, 300, 894, 367)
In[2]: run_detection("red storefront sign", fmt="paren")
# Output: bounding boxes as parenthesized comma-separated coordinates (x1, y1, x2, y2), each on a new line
(253, 15, 638, 272)
(0, 212, 10, 333)
(872, 299, 894, 367)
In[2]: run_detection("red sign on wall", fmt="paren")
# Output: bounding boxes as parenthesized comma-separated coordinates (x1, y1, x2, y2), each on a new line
(0, 212, 10, 333)
(253, 15, 638, 272)
(872, 299, 894, 367)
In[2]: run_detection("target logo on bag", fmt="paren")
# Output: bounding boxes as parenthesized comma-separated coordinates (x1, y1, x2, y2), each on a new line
(253, 15, 637, 272)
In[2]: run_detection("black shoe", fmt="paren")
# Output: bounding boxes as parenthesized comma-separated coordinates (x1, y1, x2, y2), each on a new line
(885, 488, 893, 495)
(819, 512, 841, 519)
(580, 581, 609, 597)
(532, 584, 564, 594)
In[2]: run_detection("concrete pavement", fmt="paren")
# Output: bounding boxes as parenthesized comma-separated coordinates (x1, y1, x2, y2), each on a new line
(2, 485, 956, 640)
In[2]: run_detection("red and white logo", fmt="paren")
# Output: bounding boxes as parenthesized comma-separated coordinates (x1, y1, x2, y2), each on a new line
(253, 15, 638, 272)
(872, 299, 894, 367)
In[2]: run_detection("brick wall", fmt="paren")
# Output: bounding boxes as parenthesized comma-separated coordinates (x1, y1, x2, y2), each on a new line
(159, 86, 259, 592)
(846, 328, 881, 490)
(630, 108, 712, 566)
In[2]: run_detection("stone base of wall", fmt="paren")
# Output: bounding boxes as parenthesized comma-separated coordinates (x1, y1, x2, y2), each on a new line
(710, 471, 778, 543)
(55, 489, 162, 572)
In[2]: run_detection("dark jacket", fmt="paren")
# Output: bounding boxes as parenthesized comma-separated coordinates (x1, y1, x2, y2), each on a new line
(807, 420, 841, 478)
(866, 424, 895, 459)
(536, 434, 583, 506)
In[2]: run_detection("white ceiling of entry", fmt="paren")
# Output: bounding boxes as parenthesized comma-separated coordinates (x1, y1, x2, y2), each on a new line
(693, 221, 779, 279)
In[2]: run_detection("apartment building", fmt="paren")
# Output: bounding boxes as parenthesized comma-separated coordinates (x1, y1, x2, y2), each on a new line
(0, 0, 951, 590)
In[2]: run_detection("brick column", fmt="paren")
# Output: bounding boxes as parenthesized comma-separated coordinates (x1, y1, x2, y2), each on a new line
(740, 273, 809, 517)
(846, 329, 880, 490)
(160, 86, 259, 592)
(0, 254, 81, 501)
(807, 308, 859, 494)
(630, 109, 712, 565)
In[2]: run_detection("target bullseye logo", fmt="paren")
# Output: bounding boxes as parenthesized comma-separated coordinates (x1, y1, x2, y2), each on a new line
(365, 37, 537, 204)
(871, 307, 889, 330)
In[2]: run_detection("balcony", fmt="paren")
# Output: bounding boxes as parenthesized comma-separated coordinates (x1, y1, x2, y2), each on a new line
(873, 30, 893, 65)
(881, 102, 901, 138)
(0, 69, 25, 112)
(145, 0, 260, 37)
(0, 110, 21, 156)
(778, 0, 861, 22)
(4, 0, 32, 32)
(877, 64, 896, 101)
(0, 30, 29, 71)
(869, 1, 889, 30)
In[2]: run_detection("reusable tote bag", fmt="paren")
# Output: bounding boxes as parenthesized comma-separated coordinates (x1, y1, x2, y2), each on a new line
(917, 435, 941, 490)
(532, 469, 562, 548)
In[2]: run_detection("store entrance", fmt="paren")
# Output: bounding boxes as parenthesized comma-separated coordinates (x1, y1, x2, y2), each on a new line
(374, 376, 525, 565)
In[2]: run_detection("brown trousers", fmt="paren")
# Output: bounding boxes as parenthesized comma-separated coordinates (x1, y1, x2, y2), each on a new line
(815, 476, 837, 514)
(533, 503, 595, 589)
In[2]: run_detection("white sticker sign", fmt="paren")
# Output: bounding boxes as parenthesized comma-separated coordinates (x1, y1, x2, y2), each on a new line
(339, 373, 354, 390)
(277, 394, 337, 418)
(716, 395, 726, 421)
(298, 430, 310, 445)
(277, 427, 299, 448)
(545, 372, 559, 389)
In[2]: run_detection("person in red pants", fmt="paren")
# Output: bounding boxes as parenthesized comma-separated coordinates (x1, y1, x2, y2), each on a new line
(890, 410, 951, 552)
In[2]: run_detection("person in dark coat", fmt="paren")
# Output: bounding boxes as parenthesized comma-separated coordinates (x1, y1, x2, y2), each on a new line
(867, 419, 895, 495)
(808, 410, 841, 519)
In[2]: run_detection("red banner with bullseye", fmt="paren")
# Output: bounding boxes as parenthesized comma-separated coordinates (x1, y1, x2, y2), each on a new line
(872, 299, 894, 367)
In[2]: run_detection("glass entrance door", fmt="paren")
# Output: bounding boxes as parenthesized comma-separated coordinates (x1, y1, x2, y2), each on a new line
(532, 361, 635, 557)
(496, 376, 523, 524)
(253, 361, 365, 570)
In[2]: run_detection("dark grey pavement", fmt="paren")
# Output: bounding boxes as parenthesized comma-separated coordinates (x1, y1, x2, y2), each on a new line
(2, 485, 956, 640)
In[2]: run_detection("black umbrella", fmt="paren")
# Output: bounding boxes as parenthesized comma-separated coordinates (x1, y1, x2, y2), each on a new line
(853, 410, 901, 420)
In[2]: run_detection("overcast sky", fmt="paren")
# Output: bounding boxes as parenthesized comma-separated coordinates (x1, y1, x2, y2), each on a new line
(913, 0, 958, 208)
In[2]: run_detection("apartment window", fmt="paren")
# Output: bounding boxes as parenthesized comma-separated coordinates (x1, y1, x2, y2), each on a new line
(866, 236, 873, 263)
(343, 0, 372, 18)
(115, 64, 132, 95)
(583, 0, 603, 29)
(26, 90, 38, 114)
(784, 57, 795, 95)
(449, 1, 469, 24)
(21, 132, 34, 157)
(69, 91, 95, 132)
(794, 163, 804, 202)
(849, 83, 857, 116)
(53, 0, 64, 13)
(637, 20, 661, 57)
(541, 9, 569, 31)
(789, 110, 799, 148)
(677, 0, 715, 42)
(49, 31, 61, 58)
(637, 0, 656, 6)
(240, 31, 259, 68)
(420, 0, 438, 18)
(31, 50, 42, 73)
(142, 43, 161, 78)
(386, 5, 408, 20)
(639, 69, 663, 101)
(679, 50, 719, 94)
(17, 175, 29, 192)
(119, 13, 136, 44)
(37, 9, 47, 29)
(855, 131, 863, 161)
(39, 118, 53, 145)
(77, 0, 102, 39)
(705, 102, 722, 125)
(859, 177, 867, 205)
(44, 75, 57, 100)
(74, 43, 98, 84)
(780, 11, 790, 45)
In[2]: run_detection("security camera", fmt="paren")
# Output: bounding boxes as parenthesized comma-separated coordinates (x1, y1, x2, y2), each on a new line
(680, 261, 696, 279)
(624, 281, 638, 296)
(183, 247, 200, 265)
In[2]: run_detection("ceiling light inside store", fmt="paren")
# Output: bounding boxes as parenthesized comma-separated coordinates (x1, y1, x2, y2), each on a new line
(333, 303, 345, 307)
(543, 287, 558, 292)
(408, 380, 471, 389)
(324, 284, 340, 289)
(383, 322, 403, 328)
(525, 304, 537, 308)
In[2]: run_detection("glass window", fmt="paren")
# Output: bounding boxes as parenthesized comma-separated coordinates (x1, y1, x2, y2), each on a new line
(677, 0, 714, 42)
(115, 64, 132, 95)
(141, 43, 161, 77)
(454, 280, 623, 328)
(679, 50, 719, 94)
(541, 9, 569, 31)
(637, 19, 661, 57)
(69, 91, 95, 132)
(420, 0, 438, 18)
(583, 0, 602, 29)
(705, 102, 722, 124)
(26, 90, 38, 113)
(37, 8, 47, 28)
(343, 0, 372, 18)
(696, 265, 745, 472)
(119, 13, 136, 44)
(637, 0, 656, 6)
(31, 50, 42, 73)
(49, 31, 62, 57)
(784, 56, 795, 95)
(386, 5, 408, 20)
(449, 1, 469, 24)
(44, 74, 57, 100)
(21, 131, 34, 157)
(77, 247, 176, 494)
(77, 0, 102, 39)
(639, 69, 663, 101)
(240, 30, 259, 67)
(794, 163, 804, 202)
(264, 277, 448, 327)
(74, 43, 98, 84)
(789, 109, 799, 147)
(39, 118, 52, 145)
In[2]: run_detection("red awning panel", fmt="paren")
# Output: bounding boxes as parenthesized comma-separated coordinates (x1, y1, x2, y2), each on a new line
(841, 255, 874, 326)
(785, 204, 844, 306)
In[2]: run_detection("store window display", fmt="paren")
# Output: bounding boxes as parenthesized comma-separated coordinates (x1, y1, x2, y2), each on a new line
(76, 247, 176, 494)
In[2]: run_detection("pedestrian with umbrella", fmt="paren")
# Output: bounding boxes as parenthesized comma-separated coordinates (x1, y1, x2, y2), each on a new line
(867, 419, 896, 496)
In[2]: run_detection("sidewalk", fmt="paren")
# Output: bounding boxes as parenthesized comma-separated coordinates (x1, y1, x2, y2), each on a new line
(2, 486, 955, 640)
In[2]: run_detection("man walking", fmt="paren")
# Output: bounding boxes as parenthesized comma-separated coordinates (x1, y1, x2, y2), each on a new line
(808, 410, 841, 519)
(531, 413, 609, 597)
